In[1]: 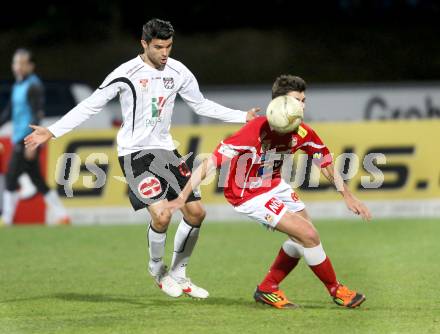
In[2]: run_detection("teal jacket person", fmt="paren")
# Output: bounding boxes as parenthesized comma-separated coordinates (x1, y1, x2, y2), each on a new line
(0, 73, 44, 143)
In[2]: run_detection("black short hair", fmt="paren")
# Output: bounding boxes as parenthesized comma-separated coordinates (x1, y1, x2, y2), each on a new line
(272, 75, 307, 99)
(13, 48, 34, 63)
(142, 18, 174, 42)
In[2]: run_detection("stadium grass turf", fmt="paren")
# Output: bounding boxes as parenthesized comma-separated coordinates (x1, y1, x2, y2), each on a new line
(1, 219, 439, 334)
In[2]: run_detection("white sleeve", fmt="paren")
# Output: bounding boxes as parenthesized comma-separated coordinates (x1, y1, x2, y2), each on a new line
(178, 69, 247, 123)
(47, 73, 121, 138)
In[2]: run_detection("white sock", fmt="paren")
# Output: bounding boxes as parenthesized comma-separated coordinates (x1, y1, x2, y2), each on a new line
(148, 225, 167, 276)
(282, 239, 304, 258)
(2, 190, 19, 225)
(44, 190, 68, 219)
(303, 243, 326, 266)
(170, 219, 200, 280)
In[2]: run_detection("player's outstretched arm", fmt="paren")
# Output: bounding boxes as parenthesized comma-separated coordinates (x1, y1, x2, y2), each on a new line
(166, 156, 217, 213)
(178, 67, 260, 123)
(24, 125, 54, 150)
(321, 163, 372, 221)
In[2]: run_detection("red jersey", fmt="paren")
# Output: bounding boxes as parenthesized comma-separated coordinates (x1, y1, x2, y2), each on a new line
(212, 117, 332, 206)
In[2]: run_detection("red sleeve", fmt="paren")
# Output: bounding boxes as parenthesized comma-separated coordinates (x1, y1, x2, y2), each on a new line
(298, 124, 332, 168)
(212, 117, 263, 168)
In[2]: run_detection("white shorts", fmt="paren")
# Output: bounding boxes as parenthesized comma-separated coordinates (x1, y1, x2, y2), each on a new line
(233, 180, 305, 230)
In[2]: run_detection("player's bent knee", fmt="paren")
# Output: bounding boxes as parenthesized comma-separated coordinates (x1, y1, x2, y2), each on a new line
(301, 227, 320, 247)
(153, 218, 170, 231)
(184, 208, 206, 226)
(152, 209, 172, 231)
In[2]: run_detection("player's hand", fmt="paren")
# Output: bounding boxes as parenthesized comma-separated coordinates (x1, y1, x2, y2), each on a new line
(165, 197, 186, 214)
(24, 125, 53, 150)
(343, 193, 372, 221)
(246, 107, 260, 122)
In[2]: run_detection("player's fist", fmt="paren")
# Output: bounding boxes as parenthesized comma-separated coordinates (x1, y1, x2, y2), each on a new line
(24, 125, 53, 150)
(246, 107, 260, 122)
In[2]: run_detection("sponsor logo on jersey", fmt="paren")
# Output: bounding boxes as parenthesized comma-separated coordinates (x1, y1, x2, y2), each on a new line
(297, 125, 308, 138)
(163, 77, 174, 89)
(152, 97, 166, 118)
(139, 79, 148, 88)
(146, 118, 162, 126)
(264, 197, 285, 215)
(291, 192, 300, 202)
(178, 161, 191, 177)
(138, 176, 162, 199)
(313, 152, 323, 159)
(264, 214, 273, 223)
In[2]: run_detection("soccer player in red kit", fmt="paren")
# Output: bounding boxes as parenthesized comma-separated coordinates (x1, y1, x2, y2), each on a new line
(166, 75, 372, 309)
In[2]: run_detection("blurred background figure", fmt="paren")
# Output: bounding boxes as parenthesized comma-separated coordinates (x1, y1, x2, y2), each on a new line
(0, 48, 69, 226)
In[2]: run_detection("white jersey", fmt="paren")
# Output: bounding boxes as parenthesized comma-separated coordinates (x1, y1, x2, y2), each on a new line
(48, 56, 247, 156)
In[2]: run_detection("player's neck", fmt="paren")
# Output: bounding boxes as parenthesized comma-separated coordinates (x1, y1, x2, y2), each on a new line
(140, 53, 163, 71)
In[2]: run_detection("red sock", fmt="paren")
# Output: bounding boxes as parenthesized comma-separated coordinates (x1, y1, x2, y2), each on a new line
(309, 257, 339, 296)
(258, 248, 300, 292)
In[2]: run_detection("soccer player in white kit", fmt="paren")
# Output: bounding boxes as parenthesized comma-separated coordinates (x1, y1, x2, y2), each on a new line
(166, 75, 372, 308)
(24, 19, 258, 299)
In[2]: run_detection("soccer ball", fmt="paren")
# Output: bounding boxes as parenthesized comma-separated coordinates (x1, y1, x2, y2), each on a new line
(266, 95, 304, 134)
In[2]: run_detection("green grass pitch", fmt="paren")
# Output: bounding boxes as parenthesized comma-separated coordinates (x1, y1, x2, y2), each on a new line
(1, 218, 439, 334)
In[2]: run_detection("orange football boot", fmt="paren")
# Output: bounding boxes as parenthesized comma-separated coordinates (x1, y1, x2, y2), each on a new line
(254, 287, 298, 309)
(333, 284, 366, 308)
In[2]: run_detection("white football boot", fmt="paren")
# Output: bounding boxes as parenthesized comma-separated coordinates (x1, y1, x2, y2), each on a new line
(149, 265, 183, 298)
(175, 277, 209, 299)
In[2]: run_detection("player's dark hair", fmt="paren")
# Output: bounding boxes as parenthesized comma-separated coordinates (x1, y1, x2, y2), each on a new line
(142, 18, 175, 42)
(13, 48, 34, 63)
(272, 75, 307, 99)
